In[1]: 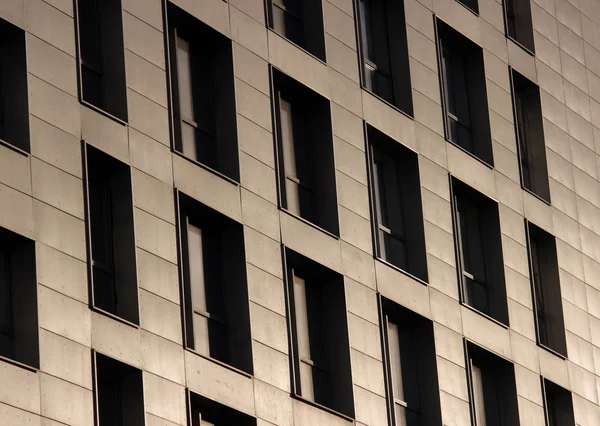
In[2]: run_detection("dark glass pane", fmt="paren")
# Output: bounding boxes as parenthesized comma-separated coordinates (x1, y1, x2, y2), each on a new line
(384, 233, 408, 271)
(98, 378, 122, 426)
(82, 66, 104, 109)
(465, 277, 489, 314)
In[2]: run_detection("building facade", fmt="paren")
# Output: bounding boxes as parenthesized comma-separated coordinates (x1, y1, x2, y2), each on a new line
(0, 0, 599, 424)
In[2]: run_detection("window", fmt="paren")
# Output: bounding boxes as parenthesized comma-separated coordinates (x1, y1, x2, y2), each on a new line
(356, 0, 413, 115)
(94, 352, 144, 426)
(76, 0, 127, 121)
(511, 69, 550, 201)
(526, 221, 567, 356)
(451, 178, 508, 325)
(177, 191, 253, 374)
(0, 227, 38, 369)
(272, 69, 339, 235)
(457, 0, 479, 14)
(466, 342, 520, 426)
(380, 297, 442, 426)
(166, 4, 239, 181)
(285, 248, 354, 418)
(266, 0, 326, 60)
(503, 0, 534, 52)
(436, 20, 492, 165)
(84, 144, 138, 325)
(542, 378, 575, 426)
(188, 390, 257, 426)
(367, 125, 428, 281)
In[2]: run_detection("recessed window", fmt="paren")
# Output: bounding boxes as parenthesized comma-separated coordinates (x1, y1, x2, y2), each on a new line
(76, 0, 128, 121)
(0, 19, 29, 153)
(356, 0, 413, 115)
(380, 297, 442, 426)
(189, 390, 257, 426)
(457, 0, 479, 14)
(272, 69, 338, 235)
(166, 4, 239, 181)
(526, 221, 567, 356)
(285, 248, 354, 418)
(366, 125, 427, 281)
(542, 378, 575, 426)
(94, 352, 144, 426)
(177, 191, 253, 374)
(451, 178, 508, 325)
(266, 0, 326, 61)
(466, 342, 520, 426)
(511, 69, 550, 202)
(503, 0, 534, 52)
(0, 227, 38, 369)
(84, 144, 138, 325)
(436, 20, 492, 165)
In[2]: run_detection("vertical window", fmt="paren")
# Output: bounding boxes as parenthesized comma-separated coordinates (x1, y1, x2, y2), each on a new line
(526, 222, 567, 356)
(76, 0, 128, 121)
(451, 178, 508, 325)
(0, 227, 38, 369)
(94, 352, 144, 426)
(503, 0, 535, 52)
(380, 297, 442, 426)
(272, 69, 339, 235)
(436, 20, 492, 165)
(167, 4, 239, 181)
(356, 0, 413, 115)
(189, 390, 257, 426)
(84, 144, 138, 325)
(367, 125, 428, 281)
(177, 191, 253, 374)
(511, 69, 550, 202)
(285, 249, 354, 418)
(466, 342, 520, 426)
(267, 0, 326, 61)
(542, 379, 575, 426)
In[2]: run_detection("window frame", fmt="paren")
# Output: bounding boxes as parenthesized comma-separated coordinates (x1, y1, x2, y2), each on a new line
(502, 0, 535, 54)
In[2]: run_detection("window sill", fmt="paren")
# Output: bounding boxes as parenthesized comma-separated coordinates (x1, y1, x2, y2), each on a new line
(461, 302, 509, 329)
(375, 257, 428, 286)
(172, 149, 240, 187)
(0, 354, 38, 373)
(0, 138, 29, 157)
(537, 342, 567, 360)
(280, 207, 340, 240)
(446, 139, 495, 170)
(184, 347, 253, 379)
(90, 305, 140, 329)
(267, 28, 327, 65)
(507, 35, 535, 56)
(291, 394, 354, 422)
(522, 185, 551, 206)
(80, 99, 128, 126)
(361, 88, 414, 121)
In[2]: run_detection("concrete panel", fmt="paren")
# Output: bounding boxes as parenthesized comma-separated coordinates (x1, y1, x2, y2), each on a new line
(39, 329, 92, 390)
(32, 158, 84, 219)
(139, 289, 183, 345)
(247, 263, 286, 316)
(40, 374, 93, 426)
(241, 188, 280, 241)
(244, 227, 283, 278)
(376, 261, 431, 318)
(127, 89, 170, 147)
(252, 341, 290, 392)
(24, 0, 75, 56)
(0, 182, 34, 239)
(143, 372, 187, 425)
(123, 11, 165, 69)
(29, 75, 80, 138)
(129, 128, 174, 185)
(136, 248, 180, 304)
(30, 116, 81, 178)
(39, 285, 91, 347)
(126, 50, 168, 107)
(26, 33, 77, 96)
(91, 311, 141, 367)
(254, 380, 293, 426)
(81, 106, 129, 164)
(134, 207, 177, 264)
(0, 361, 40, 414)
(250, 302, 289, 354)
(132, 168, 175, 224)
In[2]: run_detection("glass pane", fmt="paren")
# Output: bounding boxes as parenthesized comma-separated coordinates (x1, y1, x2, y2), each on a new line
(181, 122, 197, 159)
(0, 254, 11, 333)
(286, 179, 301, 216)
(187, 223, 207, 312)
(471, 363, 487, 426)
(82, 66, 103, 108)
(465, 277, 489, 314)
(176, 37, 195, 121)
(384, 233, 408, 271)
(193, 313, 210, 356)
(373, 161, 387, 226)
(279, 98, 297, 178)
(387, 321, 405, 402)
(299, 361, 314, 401)
(293, 274, 311, 359)
(457, 200, 486, 281)
(298, 184, 317, 223)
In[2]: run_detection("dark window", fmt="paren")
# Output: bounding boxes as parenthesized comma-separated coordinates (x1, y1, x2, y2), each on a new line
(457, 0, 479, 14)
(177, 191, 253, 374)
(84, 144, 138, 325)
(267, 0, 326, 60)
(380, 297, 442, 426)
(511, 69, 550, 202)
(94, 352, 144, 426)
(366, 125, 427, 281)
(542, 378, 575, 426)
(466, 342, 520, 426)
(451, 178, 508, 325)
(0, 227, 38, 369)
(189, 390, 257, 426)
(437, 20, 492, 165)
(76, 0, 128, 121)
(356, 0, 413, 115)
(166, 4, 239, 181)
(285, 248, 354, 418)
(272, 69, 339, 235)
(503, 0, 534, 52)
(0, 19, 29, 152)
(526, 221, 567, 356)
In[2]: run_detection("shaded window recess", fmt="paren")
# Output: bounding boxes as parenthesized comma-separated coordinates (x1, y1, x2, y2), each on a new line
(166, 3, 239, 181)
(457, 0, 479, 14)
(379, 296, 442, 426)
(0, 227, 38, 369)
(177, 191, 253, 374)
(271, 68, 339, 236)
(188, 390, 257, 426)
(266, 0, 326, 61)
(542, 378, 575, 426)
(366, 125, 427, 281)
(94, 352, 144, 426)
(511, 69, 550, 202)
(436, 19, 492, 165)
(0, 19, 29, 153)
(284, 248, 354, 418)
(465, 342, 520, 426)
(76, 0, 128, 121)
(451, 177, 508, 325)
(84, 144, 138, 325)
(503, 0, 535, 52)
(526, 221, 567, 357)
(356, 0, 413, 115)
